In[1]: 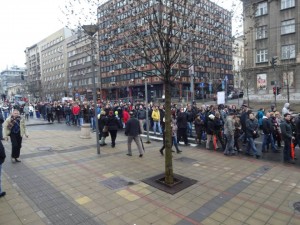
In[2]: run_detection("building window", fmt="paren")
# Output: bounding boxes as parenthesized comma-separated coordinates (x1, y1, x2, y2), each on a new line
(255, 1, 268, 16)
(256, 25, 268, 39)
(256, 49, 268, 63)
(281, 0, 295, 10)
(281, 45, 295, 59)
(281, 19, 295, 35)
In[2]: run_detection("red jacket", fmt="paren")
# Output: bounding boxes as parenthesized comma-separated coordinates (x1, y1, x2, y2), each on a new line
(72, 105, 80, 115)
(123, 110, 130, 124)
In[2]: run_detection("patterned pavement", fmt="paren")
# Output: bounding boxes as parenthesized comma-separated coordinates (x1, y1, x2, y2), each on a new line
(1, 119, 300, 225)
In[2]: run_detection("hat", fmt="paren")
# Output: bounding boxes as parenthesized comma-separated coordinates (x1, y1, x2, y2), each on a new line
(208, 114, 215, 120)
(284, 113, 291, 117)
(129, 111, 134, 115)
(242, 104, 248, 108)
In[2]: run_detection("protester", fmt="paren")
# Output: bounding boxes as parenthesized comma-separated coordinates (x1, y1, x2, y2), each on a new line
(3, 109, 29, 162)
(245, 112, 260, 159)
(106, 110, 119, 148)
(125, 111, 144, 157)
(223, 112, 235, 155)
(280, 113, 295, 164)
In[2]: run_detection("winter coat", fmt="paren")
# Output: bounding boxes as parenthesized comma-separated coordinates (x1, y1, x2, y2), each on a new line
(245, 118, 259, 138)
(125, 118, 141, 136)
(123, 110, 130, 124)
(262, 116, 273, 135)
(280, 119, 293, 141)
(151, 109, 160, 122)
(136, 109, 146, 120)
(0, 141, 6, 165)
(3, 116, 28, 138)
(176, 112, 188, 129)
(206, 118, 215, 135)
(224, 116, 234, 136)
(106, 115, 119, 131)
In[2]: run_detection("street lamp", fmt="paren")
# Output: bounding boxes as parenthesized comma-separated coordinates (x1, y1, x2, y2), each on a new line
(142, 76, 150, 143)
(82, 24, 100, 155)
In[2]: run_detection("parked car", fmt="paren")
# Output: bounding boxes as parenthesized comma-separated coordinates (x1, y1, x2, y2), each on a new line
(239, 91, 244, 98)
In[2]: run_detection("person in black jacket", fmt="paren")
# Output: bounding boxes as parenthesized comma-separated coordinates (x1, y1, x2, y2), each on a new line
(245, 112, 260, 158)
(136, 105, 146, 133)
(261, 112, 279, 153)
(125, 111, 144, 157)
(0, 109, 4, 140)
(0, 140, 6, 198)
(106, 110, 119, 148)
(176, 107, 188, 145)
(280, 113, 295, 164)
(206, 114, 215, 149)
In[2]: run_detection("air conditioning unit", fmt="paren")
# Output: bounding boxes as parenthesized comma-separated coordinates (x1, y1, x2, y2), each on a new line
(110, 81, 116, 85)
(110, 58, 114, 62)
(141, 64, 145, 67)
(110, 70, 115, 73)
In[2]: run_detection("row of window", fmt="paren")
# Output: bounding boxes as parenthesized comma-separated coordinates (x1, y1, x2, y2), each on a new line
(43, 64, 65, 74)
(42, 55, 64, 66)
(41, 37, 64, 51)
(69, 56, 91, 67)
(42, 46, 63, 58)
(256, 0, 295, 17)
(256, 45, 295, 63)
(44, 73, 65, 82)
(256, 19, 295, 39)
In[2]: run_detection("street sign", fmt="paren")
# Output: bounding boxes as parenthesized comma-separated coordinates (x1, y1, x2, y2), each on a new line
(75, 93, 79, 98)
(209, 84, 212, 92)
(199, 82, 204, 88)
(225, 75, 228, 81)
(221, 80, 225, 90)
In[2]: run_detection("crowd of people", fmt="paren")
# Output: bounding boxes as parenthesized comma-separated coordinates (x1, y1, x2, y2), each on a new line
(0, 100, 299, 163)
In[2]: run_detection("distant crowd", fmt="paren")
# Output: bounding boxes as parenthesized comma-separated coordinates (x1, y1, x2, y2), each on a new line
(1, 100, 299, 163)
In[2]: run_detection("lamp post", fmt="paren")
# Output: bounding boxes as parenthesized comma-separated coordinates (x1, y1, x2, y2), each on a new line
(142, 76, 150, 143)
(82, 24, 100, 155)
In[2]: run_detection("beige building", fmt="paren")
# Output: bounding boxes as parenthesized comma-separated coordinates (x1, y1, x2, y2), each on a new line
(232, 36, 244, 90)
(242, 0, 300, 102)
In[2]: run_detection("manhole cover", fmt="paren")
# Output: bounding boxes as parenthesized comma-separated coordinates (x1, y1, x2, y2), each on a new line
(293, 202, 300, 213)
(175, 157, 198, 164)
(36, 147, 52, 151)
(101, 176, 135, 190)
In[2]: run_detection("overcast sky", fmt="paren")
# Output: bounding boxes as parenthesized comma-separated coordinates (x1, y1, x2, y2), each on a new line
(0, 0, 242, 71)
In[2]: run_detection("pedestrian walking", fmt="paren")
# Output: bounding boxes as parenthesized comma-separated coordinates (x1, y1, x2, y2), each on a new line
(98, 111, 108, 146)
(0, 109, 4, 140)
(245, 112, 260, 159)
(106, 110, 119, 148)
(0, 140, 6, 198)
(125, 111, 144, 157)
(3, 109, 29, 162)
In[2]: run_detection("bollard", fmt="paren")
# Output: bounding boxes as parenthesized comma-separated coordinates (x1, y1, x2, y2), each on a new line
(80, 123, 91, 139)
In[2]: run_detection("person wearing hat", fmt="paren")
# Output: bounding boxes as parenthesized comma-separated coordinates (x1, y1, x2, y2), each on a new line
(206, 114, 215, 149)
(125, 111, 144, 157)
(280, 113, 295, 164)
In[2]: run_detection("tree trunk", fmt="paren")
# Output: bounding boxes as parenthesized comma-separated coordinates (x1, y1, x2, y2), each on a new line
(164, 78, 174, 184)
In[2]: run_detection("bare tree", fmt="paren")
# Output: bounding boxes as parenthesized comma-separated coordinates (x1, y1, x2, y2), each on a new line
(64, 0, 238, 185)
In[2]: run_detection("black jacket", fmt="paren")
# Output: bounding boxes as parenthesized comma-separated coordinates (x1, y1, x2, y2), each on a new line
(125, 118, 141, 136)
(137, 109, 146, 120)
(106, 115, 119, 131)
(207, 119, 215, 135)
(0, 141, 6, 165)
(280, 120, 293, 141)
(246, 118, 259, 138)
(262, 118, 273, 135)
(177, 112, 188, 128)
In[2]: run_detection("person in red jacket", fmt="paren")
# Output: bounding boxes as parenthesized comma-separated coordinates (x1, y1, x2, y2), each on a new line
(72, 103, 80, 126)
(122, 108, 130, 129)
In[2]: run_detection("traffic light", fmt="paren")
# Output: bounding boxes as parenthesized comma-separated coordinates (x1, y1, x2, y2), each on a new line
(277, 87, 281, 95)
(270, 57, 278, 70)
(273, 87, 276, 95)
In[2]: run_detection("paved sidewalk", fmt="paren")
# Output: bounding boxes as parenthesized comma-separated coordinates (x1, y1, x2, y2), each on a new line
(1, 125, 300, 225)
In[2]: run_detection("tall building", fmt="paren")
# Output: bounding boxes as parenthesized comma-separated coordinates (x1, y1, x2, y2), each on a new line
(242, 0, 300, 99)
(66, 31, 100, 101)
(97, 0, 233, 101)
(0, 66, 26, 100)
(24, 44, 42, 101)
(38, 28, 72, 101)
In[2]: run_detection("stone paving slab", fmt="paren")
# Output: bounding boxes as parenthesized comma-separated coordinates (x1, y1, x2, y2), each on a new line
(1, 126, 300, 225)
